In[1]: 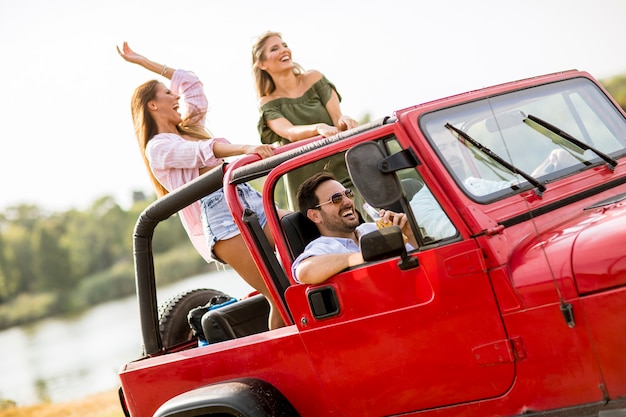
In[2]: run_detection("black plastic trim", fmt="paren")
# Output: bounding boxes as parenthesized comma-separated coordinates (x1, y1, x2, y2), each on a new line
(498, 175, 626, 229)
(152, 378, 300, 417)
(134, 165, 225, 355)
(230, 118, 390, 184)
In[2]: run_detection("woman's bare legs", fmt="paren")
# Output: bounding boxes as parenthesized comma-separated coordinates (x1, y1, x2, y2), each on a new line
(213, 233, 285, 330)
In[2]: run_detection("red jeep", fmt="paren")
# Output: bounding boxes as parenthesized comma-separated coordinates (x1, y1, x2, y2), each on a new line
(118, 70, 626, 417)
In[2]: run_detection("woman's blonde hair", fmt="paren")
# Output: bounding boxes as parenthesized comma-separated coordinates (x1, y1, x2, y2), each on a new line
(251, 31, 304, 98)
(130, 80, 212, 197)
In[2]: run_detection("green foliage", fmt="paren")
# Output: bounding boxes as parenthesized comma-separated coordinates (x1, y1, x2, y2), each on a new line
(69, 261, 136, 309)
(0, 191, 207, 330)
(600, 74, 626, 112)
(1, 223, 36, 295)
(0, 292, 59, 329)
(62, 197, 136, 278)
(31, 218, 73, 291)
(153, 213, 192, 253)
(154, 245, 214, 287)
(0, 233, 18, 301)
(0, 244, 208, 330)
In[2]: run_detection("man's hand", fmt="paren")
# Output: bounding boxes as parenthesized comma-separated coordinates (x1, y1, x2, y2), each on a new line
(378, 209, 417, 248)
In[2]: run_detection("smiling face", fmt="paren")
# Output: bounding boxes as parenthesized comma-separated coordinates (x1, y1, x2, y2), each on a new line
(257, 35, 293, 74)
(309, 180, 360, 237)
(149, 83, 182, 128)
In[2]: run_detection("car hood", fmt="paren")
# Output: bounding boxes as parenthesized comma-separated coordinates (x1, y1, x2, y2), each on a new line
(571, 201, 626, 294)
(509, 198, 626, 299)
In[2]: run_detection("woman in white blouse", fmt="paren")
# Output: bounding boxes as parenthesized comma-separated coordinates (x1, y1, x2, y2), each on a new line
(118, 42, 284, 329)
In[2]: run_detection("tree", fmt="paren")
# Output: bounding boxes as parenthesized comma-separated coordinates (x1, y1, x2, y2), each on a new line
(0, 232, 19, 301)
(0, 204, 52, 295)
(2, 204, 46, 230)
(601, 75, 626, 112)
(31, 218, 73, 291)
(63, 196, 133, 278)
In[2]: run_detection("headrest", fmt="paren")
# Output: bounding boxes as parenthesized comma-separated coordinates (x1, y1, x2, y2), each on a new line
(281, 211, 321, 259)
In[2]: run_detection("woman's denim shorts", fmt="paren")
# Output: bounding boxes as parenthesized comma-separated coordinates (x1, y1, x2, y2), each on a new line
(200, 183, 267, 259)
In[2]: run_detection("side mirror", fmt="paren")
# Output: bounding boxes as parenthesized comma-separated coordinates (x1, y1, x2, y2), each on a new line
(360, 226, 419, 270)
(345, 142, 403, 208)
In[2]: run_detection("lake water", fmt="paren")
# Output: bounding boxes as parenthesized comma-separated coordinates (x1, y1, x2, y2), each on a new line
(0, 268, 254, 406)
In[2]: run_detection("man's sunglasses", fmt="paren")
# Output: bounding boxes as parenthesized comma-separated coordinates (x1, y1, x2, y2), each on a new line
(314, 189, 355, 208)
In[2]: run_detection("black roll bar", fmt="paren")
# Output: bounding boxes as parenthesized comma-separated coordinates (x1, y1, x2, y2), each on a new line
(134, 165, 225, 356)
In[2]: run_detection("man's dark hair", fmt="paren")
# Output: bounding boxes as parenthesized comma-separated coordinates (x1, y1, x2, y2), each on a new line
(296, 171, 336, 215)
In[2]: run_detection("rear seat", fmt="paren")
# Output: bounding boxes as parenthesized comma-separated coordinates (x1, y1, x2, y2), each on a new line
(201, 294, 270, 344)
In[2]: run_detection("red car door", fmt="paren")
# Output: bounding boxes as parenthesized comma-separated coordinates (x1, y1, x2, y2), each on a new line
(285, 238, 515, 416)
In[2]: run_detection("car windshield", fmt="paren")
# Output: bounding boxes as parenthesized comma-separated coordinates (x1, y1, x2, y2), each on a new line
(419, 77, 626, 202)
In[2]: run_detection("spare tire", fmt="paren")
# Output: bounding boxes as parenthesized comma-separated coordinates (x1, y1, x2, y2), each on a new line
(158, 288, 231, 348)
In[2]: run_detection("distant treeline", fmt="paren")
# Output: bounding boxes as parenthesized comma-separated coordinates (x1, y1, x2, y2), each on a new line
(0, 194, 211, 330)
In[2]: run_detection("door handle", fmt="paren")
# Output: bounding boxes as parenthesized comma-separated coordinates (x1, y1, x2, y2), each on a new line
(308, 286, 340, 319)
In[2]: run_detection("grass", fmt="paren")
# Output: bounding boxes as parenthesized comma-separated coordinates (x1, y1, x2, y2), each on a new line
(0, 390, 123, 417)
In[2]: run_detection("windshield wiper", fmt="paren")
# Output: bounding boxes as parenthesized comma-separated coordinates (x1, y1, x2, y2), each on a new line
(444, 123, 546, 196)
(523, 114, 618, 171)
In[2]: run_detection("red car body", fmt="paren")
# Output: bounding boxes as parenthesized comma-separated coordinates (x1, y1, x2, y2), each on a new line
(119, 70, 626, 417)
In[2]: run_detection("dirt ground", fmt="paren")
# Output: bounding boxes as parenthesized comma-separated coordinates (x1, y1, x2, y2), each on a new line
(0, 390, 123, 417)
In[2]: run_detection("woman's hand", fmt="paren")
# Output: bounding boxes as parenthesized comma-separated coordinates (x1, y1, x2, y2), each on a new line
(338, 115, 358, 131)
(116, 41, 146, 65)
(244, 144, 275, 159)
(116, 41, 171, 78)
(316, 123, 340, 137)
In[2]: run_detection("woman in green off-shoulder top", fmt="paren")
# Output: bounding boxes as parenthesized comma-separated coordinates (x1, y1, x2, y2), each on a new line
(252, 31, 359, 207)
(257, 75, 342, 145)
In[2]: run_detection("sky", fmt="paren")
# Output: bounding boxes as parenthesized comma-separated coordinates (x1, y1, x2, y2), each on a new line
(1, 0, 625, 213)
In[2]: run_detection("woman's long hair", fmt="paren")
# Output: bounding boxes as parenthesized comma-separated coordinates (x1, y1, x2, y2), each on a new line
(251, 31, 304, 98)
(130, 80, 212, 197)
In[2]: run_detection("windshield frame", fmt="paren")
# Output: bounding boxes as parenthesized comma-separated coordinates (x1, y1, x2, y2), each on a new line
(418, 77, 626, 204)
